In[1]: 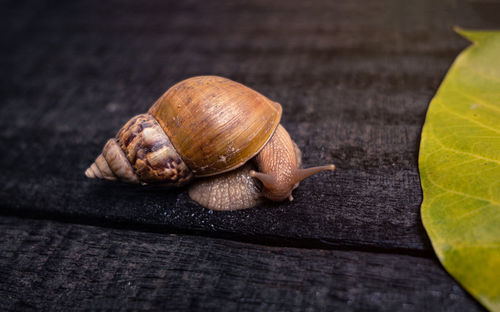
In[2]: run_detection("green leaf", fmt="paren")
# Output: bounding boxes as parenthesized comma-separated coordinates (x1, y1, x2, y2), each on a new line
(419, 28, 500, 311)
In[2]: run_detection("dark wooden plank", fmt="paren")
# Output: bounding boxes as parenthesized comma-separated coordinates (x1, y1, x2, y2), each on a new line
(0, 216, 483, 311)
(1, 0, 499, 252)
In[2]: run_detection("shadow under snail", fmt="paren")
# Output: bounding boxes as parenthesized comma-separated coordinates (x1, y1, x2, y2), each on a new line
(85, 76, 335, 211)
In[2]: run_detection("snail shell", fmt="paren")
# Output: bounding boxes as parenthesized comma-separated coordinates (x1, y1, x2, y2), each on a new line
(86, 76, 282, 185)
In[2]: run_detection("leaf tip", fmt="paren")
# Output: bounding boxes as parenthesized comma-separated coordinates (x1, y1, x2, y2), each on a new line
(453, 26, 476, 42)
(454, 26, 500, 44)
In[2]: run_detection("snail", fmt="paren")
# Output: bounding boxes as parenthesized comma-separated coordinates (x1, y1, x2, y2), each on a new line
(85, 76, 335, 210)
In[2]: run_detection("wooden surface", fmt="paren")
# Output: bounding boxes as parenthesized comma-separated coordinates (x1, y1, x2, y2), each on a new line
(0, 216, 478, 311)
(1, 0, 498, 310)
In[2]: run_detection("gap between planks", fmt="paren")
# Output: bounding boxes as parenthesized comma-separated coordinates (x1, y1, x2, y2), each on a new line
(0, 209, 434, 259)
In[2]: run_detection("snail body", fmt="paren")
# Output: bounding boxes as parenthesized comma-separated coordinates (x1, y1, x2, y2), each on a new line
(86, 76, 334, 210)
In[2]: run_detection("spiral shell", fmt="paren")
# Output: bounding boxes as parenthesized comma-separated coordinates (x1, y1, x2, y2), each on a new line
(86, 75, 282, 186)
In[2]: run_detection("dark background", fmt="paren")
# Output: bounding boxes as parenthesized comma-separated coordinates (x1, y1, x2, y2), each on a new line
(1, 0, 499, 310)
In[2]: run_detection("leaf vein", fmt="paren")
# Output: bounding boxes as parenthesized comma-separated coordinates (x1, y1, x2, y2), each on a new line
(436, 101, 500, 135)
(429, 126, 500, 165)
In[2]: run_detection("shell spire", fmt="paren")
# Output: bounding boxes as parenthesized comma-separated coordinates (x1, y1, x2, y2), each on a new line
(85, 113, 193, 186)
(85, 139, 139, 183)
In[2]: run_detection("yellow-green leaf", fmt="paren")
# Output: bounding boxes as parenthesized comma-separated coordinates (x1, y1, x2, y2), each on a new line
(419, 28, 500, 311)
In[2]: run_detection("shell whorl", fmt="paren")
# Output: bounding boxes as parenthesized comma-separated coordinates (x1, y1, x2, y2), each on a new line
(86, 113, 193, 186)
(85, 139, 139, 183)
(116, 113, 193, 185)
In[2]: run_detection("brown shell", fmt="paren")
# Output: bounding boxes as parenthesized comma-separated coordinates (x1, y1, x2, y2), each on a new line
(116, 114, 193, 185)
(148, 76, 282, 177)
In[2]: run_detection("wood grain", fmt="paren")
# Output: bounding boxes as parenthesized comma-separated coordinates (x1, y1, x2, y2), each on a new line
(0, 216, 482, 311)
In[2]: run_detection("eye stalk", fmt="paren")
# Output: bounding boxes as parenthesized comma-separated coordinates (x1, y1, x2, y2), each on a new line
(250, 164, 335, 202)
